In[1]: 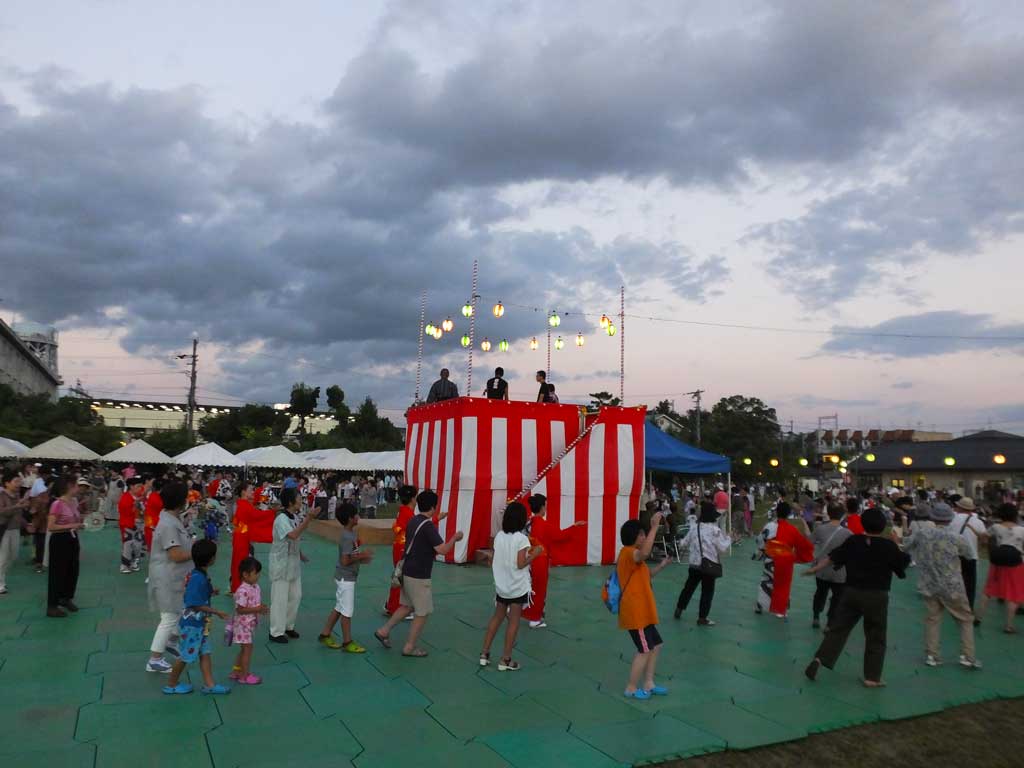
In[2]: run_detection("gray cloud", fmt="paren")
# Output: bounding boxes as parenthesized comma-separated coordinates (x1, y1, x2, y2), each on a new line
(791, 394, 881, 409)
(819, 312, 1024, 358)
(1, 1, 1021, 404)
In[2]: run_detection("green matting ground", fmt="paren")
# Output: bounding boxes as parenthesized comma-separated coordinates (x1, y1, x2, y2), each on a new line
(0, 528, 1020, 768)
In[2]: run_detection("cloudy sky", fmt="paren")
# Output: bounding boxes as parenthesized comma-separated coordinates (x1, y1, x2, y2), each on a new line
(2, 0, 1022, 434)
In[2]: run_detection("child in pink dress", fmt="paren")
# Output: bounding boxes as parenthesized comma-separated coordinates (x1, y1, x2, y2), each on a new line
(230, 557, 269, 684)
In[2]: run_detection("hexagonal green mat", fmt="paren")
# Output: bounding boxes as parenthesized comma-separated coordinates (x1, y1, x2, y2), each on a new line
(0, 527, 1019, 768)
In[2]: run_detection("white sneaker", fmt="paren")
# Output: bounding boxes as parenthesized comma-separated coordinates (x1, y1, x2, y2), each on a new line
(404, 613, 416, 621)
(959, 655, 983, 670)
(924, 654, 942, 667)
(529, 620, 547, 629)
(119, 566, 132, 574)
(146, 658, 172, 673)
(131, 562, 141, 572)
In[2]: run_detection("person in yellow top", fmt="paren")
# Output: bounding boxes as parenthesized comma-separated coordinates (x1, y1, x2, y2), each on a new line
(617, 511, 671, 700)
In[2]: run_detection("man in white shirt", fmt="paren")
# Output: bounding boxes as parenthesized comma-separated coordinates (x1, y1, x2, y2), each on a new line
(949, 496, 987, 616)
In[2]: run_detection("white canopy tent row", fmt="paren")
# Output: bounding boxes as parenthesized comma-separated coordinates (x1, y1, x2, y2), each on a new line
(300, 448, 403, 473)
(235, 445, 308, 469)
(173, 442, 246, 468)
(101, 440, 173, 464)
(24, 435, 102, 462)
(0, 437, 30, 458)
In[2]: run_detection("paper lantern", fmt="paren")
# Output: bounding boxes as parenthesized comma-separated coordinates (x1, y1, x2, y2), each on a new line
(742, 457, 752, 466)
(493, 301, 505, 318)
(865, 453, 876, 462)
(432, 326, 443, 340)
(548, 311, 561, 328)
(462, 302, 473, 318)
(944, 457, 956, 467)
(600, 313, 610, 329)
(460, 334, 471, 348)
(424, 322, 436, 336)
(498, 339, 510, 352)
(575, 332, 585, 347)
(529, 337, 539, 351)
(442, 317, 454, 333)
(481, 338, 492, 352)
(606, 322, 617, 337)
(994, 454, 1007, 465)
(554, 336, 564, 350)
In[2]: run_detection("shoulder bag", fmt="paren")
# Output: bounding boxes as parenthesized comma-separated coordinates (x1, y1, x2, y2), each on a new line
(391, 516, 430, 588)
(697, 523, 723, 578)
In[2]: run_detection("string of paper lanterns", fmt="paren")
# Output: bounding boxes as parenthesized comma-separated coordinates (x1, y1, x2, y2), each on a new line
(426, 296, 619, 352)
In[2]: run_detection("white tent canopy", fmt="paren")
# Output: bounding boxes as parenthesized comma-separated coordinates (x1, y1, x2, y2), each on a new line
(25, 435, 101, 462)
(237, 445, 308, 469)
(102, 440, 173, 464)
(173, 442, 244, 467)
(302, 448, 358, 471)
(359, 450, 405, 472)
(302, 448, 404, 472)
(0, 437, 30, 458)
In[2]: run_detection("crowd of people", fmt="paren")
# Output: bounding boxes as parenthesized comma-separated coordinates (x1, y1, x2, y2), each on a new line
(2, 456, 1022, 699)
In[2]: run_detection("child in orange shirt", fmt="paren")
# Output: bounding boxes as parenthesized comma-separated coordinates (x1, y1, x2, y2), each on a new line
(617, 512, 671, 700)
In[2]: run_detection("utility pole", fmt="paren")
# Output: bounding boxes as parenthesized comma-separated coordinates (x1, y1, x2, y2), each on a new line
(178, 335, 198, 436)
(685, 389, 704, 446)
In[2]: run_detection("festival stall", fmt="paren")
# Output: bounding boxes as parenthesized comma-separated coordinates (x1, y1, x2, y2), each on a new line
(102, 439, 173, 465)
(404, 397, 645, 565)
(643, 422, 731, 474)
(24, 435, 101, 462)
(0, 437, 29, 458)
(173, 442, 244, 468)
(302, 448, 358, 471)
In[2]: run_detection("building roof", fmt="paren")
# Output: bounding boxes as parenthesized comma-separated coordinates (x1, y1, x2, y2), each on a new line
(849, 434, 1023, 473)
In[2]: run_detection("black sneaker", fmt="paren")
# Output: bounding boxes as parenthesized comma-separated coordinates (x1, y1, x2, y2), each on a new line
(285, 629, 300, 639)
(269, 634, 289, 644)
(673, 607, 682, 620)
(812, 617, 820, 629)
(804, 658, 821, 681)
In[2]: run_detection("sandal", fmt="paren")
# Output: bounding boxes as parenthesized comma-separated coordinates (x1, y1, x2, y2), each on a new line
(373, 631, 392, 649)
(623, 689, 651, 700)
(402, 648, 429, 658)
(1004, 626, 1018, 635)
(161, 683, 194, 695)
(498, 657, 519, 672)
(236, 674, 262, 685)
(644, 684, 668, 696)
(862, 679, 886, 688)
(479, 652, 491, 667)
(201, 684, 232, 695)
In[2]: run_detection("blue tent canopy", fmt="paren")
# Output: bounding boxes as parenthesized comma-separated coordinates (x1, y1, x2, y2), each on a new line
(644, 422, 731, 474)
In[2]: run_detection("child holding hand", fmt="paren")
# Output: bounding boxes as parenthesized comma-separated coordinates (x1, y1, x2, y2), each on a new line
(230, 557, 270, 684)
(163, 539, 231, 695)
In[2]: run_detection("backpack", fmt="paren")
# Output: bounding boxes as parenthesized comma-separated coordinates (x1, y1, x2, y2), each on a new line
(601, 564, 636, 614)
(989, 530, 1023, 567)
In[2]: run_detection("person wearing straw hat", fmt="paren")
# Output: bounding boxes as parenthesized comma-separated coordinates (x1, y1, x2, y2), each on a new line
(949, 496, 987, 618)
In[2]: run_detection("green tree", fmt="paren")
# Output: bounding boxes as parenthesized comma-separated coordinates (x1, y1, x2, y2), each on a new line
(0, 384, 123, 454)
(702, 395, 781, 468)
(289, 382, 320, 433)
(146, 425, 197, 457)
(589, 391, 621, 408)
(325, 384, 351, 424)
(198, 404, 291, 453)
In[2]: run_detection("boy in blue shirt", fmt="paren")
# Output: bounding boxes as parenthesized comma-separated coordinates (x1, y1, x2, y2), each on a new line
(163, 539, 231, 695)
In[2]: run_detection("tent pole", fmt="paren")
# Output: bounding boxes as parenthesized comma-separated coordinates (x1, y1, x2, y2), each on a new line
(726, 471, 732, 543)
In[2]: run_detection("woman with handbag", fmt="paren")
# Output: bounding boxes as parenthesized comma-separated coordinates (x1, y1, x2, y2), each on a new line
(977, 502, 1024, 634)
(674, 501, 731, 626)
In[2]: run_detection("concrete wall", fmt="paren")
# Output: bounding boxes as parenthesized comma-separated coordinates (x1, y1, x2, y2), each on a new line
(0, 321, 60, 399)
(92, 404, 338, 436)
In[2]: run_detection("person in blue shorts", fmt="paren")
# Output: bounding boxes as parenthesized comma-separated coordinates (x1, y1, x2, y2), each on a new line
(163, 539, 231, 695)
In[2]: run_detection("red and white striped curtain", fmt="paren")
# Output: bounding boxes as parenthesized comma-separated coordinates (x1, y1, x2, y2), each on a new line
(405, 398, 645, 565)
